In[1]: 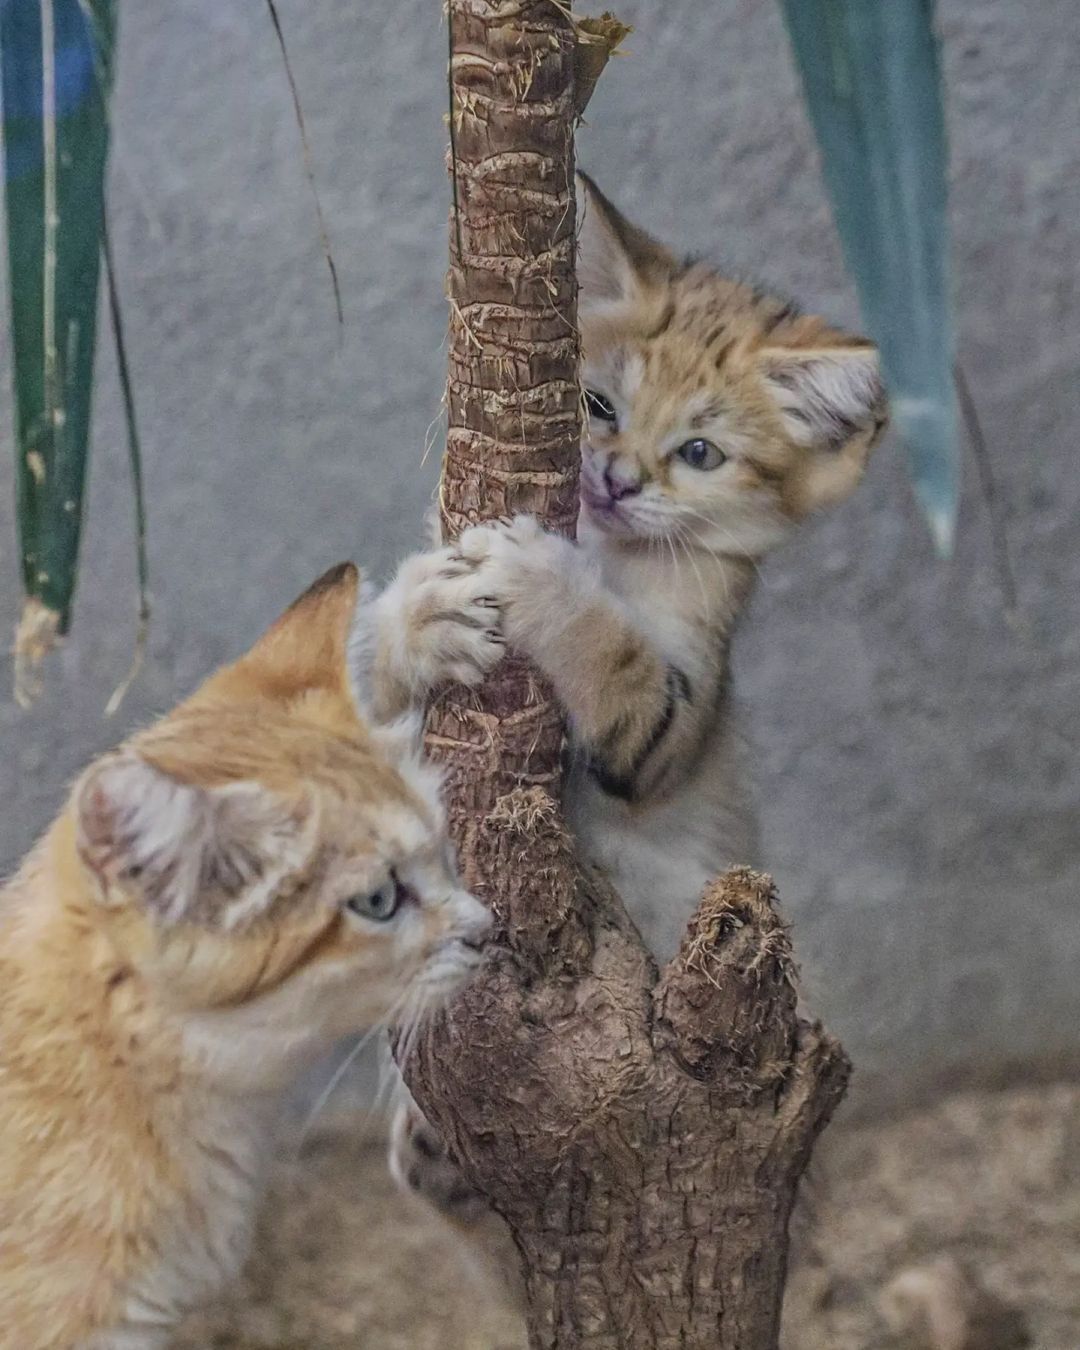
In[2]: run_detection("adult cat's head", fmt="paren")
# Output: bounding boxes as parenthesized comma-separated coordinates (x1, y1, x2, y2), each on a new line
(576, 173, 888, 557)
(71, 565, 488, 1083)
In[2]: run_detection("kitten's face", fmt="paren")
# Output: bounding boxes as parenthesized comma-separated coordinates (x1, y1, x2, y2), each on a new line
(74, 566, 488, 1076)
(576, 174, 887, 557)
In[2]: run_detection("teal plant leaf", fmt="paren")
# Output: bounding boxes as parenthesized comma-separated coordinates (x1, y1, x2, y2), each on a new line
(1, 0, 116, 702)
(779, 0, 958, 555)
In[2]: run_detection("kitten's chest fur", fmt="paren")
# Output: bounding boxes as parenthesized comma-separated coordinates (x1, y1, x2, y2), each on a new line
(565, 537, 759, 960)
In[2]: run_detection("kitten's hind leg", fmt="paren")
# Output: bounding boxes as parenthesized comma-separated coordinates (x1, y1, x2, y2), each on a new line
(389, 1099, 525, 1314)
(389, 1096, 488, 1226)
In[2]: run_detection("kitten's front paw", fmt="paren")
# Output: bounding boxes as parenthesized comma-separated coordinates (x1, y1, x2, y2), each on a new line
(383, 546, 506, 691)
(456, 513, 549, 568)
(457, 515, 573, 597)
(455, 517, 580, 652)
(389, 1099, 488, 1228)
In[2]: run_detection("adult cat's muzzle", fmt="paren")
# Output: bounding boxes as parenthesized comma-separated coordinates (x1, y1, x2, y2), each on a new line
(449, 893, 493, 953)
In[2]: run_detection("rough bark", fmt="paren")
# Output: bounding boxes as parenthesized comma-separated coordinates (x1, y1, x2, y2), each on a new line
(400, 3, 851, 1346)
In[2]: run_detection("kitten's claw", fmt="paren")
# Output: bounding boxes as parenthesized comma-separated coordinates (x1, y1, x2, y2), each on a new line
(453, 516, 583, 660)
(455, 517, 574, 624)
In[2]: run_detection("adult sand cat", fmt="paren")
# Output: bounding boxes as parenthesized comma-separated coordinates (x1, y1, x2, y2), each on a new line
(0, 558, 502, 1350)
(389, 173, 887, 1261)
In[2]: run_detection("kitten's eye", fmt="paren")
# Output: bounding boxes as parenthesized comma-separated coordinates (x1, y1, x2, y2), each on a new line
(585, 389, 618, 426)
(346, 878, 401, 923)
(676, 438, 727, 471)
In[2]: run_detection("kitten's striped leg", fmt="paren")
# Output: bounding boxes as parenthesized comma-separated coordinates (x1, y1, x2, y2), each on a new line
(458, 517, 701, 802)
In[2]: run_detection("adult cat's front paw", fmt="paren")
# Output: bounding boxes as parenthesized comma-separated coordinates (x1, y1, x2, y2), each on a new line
(380, 545, 506, 691)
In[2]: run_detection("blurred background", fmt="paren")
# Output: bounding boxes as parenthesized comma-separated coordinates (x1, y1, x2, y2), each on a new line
(1, 0, 1078, 1345)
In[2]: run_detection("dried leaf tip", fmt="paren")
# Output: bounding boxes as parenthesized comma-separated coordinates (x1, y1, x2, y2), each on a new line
(571, 11, 632, 116)
(13, 598, 62, 709)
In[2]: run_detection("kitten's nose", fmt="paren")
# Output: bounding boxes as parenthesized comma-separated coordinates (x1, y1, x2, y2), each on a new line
(603, 460, 642, 501)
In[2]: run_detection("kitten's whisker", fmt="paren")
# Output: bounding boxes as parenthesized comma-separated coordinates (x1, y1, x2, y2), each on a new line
(689, 531, 736, 611)
(674, 507, 767, 582)
(669, 523, 711, 623)
(662, 515, 741, 613)
(665, 530, 682, 589)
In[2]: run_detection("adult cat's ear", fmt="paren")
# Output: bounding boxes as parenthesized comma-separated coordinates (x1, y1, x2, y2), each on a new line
(75, 753, 308, 925)
(576, 172, 677, 311)
(229, 562, 362, 703)
(758, 341, 888, 513)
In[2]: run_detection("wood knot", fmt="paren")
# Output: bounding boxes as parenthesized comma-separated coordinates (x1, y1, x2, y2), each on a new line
(683, 867, 794, 990)
(653, 868, 799, 1084)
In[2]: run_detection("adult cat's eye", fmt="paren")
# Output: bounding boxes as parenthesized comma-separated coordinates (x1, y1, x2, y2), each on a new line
(585, 389, 618, 425)
(676, 438, 727, 471)
(346, 877, 401, 923)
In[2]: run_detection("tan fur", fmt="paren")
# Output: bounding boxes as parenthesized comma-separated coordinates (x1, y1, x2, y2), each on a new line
(0, 565, 490, 1349)
(576, 172, 886, 538)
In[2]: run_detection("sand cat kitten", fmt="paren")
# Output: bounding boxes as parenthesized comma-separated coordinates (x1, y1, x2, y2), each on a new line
(0, 558, 501, 1350)
(417, 171, 886, 961)
(388, 173, 886, 1275)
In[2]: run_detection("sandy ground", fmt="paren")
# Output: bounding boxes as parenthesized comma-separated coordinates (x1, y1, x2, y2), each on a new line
(175, 1082, 1080, 1350)
(782, 1081, 1080, 1349)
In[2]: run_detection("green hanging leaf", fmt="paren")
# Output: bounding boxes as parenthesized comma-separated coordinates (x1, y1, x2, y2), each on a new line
(2, 0, 116, 703)
(779, 0, 958, 555)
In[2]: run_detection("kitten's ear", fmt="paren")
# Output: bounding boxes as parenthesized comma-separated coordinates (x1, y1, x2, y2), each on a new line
(75, 754, 307, 925)
(758, 341, 888, 512)
(576, 171, 677, 311)
(233, 562, 362, 702)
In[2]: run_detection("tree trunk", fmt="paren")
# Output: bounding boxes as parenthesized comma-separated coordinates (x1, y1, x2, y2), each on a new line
(400, 3, 850, 1346)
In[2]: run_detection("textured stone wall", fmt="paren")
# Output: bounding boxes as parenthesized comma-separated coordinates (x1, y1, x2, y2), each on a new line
(1, 0, 1076, 1106)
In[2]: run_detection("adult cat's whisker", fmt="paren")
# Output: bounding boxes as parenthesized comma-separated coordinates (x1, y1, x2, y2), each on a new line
(297, 978, 422, 1152)
(296, 1023, 385, 1152)
(393, 987, 426, 1077)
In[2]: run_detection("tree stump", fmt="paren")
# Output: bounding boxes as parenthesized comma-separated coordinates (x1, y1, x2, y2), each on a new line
(399, 3, 850, 1345)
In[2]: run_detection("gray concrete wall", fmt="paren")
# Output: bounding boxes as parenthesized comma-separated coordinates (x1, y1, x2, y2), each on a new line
(2, 0, 1077, 1108)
